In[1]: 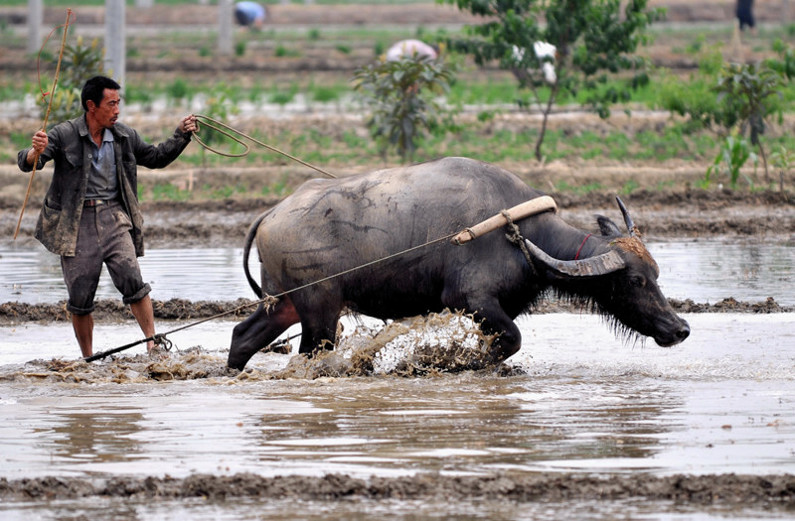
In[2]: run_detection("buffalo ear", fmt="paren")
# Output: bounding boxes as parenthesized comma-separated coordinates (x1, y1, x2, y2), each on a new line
(596, 215, 622, 237)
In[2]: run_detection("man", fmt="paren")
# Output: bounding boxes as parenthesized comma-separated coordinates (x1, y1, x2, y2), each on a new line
(18, 75, 198, 358)
(736, 0, 755, 32)
(234, 1, 266, 29)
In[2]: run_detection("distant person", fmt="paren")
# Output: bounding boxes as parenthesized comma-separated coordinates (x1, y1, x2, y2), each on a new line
(736, 0, 755, 32)
(235, 1, 266, 29)
(385, 39, 438, 62)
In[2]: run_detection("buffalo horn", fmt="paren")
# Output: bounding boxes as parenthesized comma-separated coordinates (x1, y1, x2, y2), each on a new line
(523, 239, 626, 277)
(615, 196, 637, 237)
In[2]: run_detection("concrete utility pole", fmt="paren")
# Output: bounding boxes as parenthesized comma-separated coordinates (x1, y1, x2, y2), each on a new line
(218, 0, 234, 56)
(27, 0, 43, 55)
(105, 0, 126, 88)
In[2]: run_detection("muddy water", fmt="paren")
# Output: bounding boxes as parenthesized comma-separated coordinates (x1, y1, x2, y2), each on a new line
(1, 238, 794, 520)
(1, 238, 794, 305)
(1, 310, 794, 519)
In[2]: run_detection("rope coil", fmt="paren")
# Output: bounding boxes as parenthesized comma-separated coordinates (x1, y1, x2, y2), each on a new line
(193, 114, 337, 179)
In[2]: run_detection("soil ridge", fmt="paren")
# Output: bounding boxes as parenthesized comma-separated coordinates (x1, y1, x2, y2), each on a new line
(1, 472, 793, 505)
(0, 296, 790, 326)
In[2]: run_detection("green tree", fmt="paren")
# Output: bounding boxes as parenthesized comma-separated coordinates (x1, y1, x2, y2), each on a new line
(353, 55, 455, 163)
(439, 0, 662, 161)
(712, 61, 786, 184)
(38, 36, 105, 126)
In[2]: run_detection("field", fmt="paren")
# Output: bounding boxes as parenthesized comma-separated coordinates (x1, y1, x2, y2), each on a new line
(0, 4, 794, 516)
(1, 1, 794, 241)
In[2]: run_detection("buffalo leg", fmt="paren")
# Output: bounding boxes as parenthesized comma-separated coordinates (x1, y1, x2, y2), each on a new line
(228, 298, 300, 370)
(296, 308, 340, 355)
(469, 301, 522, 365)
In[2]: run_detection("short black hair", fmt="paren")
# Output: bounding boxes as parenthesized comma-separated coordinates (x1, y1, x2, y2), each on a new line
(81, 76, 121, 112)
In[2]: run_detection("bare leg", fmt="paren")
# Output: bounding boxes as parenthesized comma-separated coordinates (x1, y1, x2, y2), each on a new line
(130, 295, 156, 352)
(72, 313, 94, 358)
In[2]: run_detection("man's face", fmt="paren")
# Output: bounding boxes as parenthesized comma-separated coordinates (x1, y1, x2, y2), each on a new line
(90, 88, 120, 128)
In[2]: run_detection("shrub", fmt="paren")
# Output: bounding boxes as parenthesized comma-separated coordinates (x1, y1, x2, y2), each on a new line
(37, 36, 105, 125)
(353, 55, 456, 162)
(235, 40, 246, 57)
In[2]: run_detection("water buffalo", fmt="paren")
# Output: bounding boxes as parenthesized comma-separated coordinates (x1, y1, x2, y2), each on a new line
(228, 156, 689, 370)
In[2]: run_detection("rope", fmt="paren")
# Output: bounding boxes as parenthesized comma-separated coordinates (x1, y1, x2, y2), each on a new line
(14, 9, 74, 240)
(574, 233, 592, 260)
(502, 210, 537, 277)
(87, 201, 556, 361)
(85, 231, 459, 362)
(85, 112, 554, 361)
(192, 114, 337, 179)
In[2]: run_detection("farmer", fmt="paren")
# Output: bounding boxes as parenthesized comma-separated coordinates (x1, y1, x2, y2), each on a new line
(17, 75, 198, 358)
(736, 0, 755, 32)
(234, 1, 266, 29)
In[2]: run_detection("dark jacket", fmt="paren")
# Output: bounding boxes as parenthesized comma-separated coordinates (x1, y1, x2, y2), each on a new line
(18, 115, 191, 257)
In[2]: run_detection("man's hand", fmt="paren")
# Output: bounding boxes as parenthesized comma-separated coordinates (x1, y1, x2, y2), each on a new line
(27, 130, 48, 166)
(179, 114, 198, 134)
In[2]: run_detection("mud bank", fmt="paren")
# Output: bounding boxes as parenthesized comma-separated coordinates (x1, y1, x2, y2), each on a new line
(1, 472, 794, 505)
(3, 186, 794, 251)
(0, 296, 791, 326)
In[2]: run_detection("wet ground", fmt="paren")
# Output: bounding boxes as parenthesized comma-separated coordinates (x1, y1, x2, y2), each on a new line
(1, 165, 793, 520)
(1, 311, 794, 519)
(1, 233, 794, 519)
(2, 2, 794, 515)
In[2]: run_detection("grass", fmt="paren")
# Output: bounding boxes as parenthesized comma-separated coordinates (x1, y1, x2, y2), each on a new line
(3, 5, 795, 198)
(143, 113, 789, 189)
(553, 181, 605, 194)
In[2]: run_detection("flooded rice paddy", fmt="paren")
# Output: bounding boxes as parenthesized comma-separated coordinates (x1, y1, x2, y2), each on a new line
(1, 238, 794, 305)
(1, 238, 793, 520)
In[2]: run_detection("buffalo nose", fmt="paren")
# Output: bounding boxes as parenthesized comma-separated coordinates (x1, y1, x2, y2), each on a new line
(676, 321, 691, 342)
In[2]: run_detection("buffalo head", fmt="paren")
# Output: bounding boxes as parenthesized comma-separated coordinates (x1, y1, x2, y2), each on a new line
(524, 197, 690, 347)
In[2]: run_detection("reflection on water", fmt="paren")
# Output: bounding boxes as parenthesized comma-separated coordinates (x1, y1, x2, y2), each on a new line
(0, 239, 793, 305)
(42, 409, 145, 465)
(651, 239, 795, 305)
(1, 373, 683, 479)
(0, 246, 250, 304)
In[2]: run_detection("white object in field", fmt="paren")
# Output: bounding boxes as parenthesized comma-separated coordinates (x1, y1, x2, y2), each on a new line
(386, 39, 438, 61)
(511, 41, 557, 84)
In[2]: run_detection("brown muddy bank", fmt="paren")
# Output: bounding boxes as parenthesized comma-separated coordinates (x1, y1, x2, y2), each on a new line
(0, 296, 791, 327)
(3, 182, 793, 251)
(106, 188, 795, 246)
(1, 472, 794, 506)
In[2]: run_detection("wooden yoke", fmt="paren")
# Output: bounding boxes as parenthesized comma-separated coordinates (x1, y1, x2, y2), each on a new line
(451, 195, 557, 245)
